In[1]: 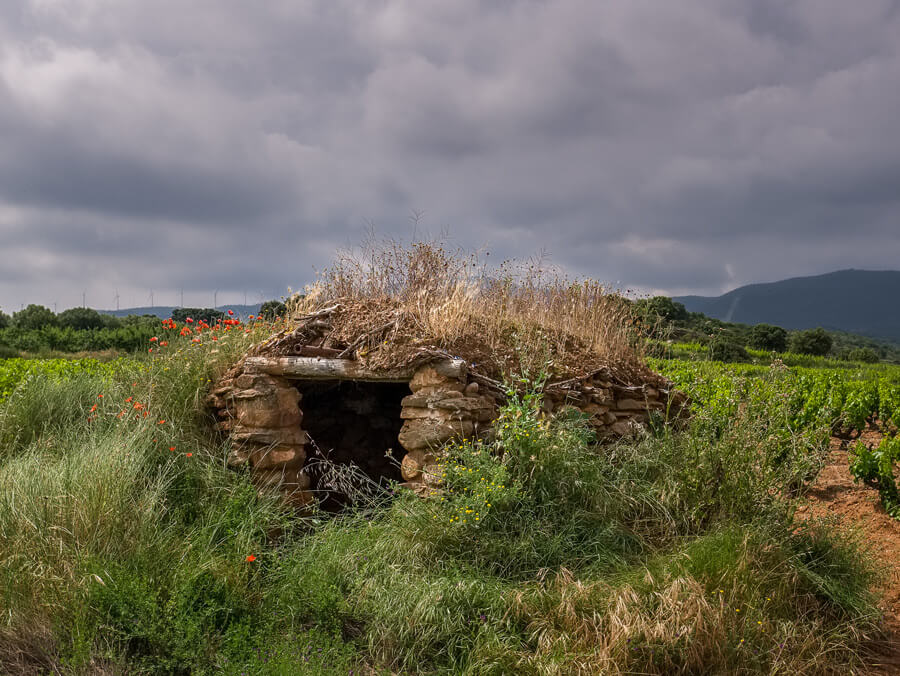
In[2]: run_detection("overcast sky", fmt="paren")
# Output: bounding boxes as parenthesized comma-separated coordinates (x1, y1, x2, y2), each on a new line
(2, 0, 899, 312)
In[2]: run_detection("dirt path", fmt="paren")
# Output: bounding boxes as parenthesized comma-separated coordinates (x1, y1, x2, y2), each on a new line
(800, 430, 900, 672)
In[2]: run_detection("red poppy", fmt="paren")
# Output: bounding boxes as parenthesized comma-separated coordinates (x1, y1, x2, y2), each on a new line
(186, 317, 193, 323)
(158, 420, 166, 424)
(227, 309, 234, 316)
(149, 336, 158, 343)
(97, 394, 104, 398)
(169, 446, 176, 451)
(185, 452, 193, 457)
(245, 554, 256, 563)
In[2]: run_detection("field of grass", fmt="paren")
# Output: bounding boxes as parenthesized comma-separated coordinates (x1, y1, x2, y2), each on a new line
(0, 319, 897, 673)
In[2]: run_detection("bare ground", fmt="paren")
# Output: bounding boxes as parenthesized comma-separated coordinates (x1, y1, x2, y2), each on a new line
(799, 429, 900, 673)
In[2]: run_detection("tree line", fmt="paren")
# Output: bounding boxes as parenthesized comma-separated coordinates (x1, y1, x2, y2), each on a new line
(632, 296, 892, 363)
(0, 301, 287, 356)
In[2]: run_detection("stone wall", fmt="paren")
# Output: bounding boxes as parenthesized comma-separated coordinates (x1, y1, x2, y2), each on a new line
(207, 370, 313, 507)
(207, 357, 685, 505)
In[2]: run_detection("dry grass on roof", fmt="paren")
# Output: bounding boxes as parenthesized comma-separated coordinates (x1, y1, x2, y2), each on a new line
(258, 238, 653, 383)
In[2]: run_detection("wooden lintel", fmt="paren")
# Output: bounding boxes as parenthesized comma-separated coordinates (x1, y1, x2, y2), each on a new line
(243, 356, 467, 383)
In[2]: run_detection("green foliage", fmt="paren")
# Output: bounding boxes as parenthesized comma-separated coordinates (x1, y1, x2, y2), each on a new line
(259, 300, 287, 320)
(633, 297, 688, 335)
(0, 337, 889, 672)
(707, 338, 751, 363)
(12, 304, 57, 330)
(0, 310, 9, 329)
(57, 307, 107, 330)
(172, 307, 225, 324)
(790, 328, 833, 356)
(849, 436, 900, 517)
(0, 323, 159, 354)
(748, 324, 788, 352)
(0, 358, 130, 408)
(845, 347, 880, 363)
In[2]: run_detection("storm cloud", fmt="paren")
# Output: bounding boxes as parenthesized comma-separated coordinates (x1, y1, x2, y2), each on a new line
(1, 0, 899, 310)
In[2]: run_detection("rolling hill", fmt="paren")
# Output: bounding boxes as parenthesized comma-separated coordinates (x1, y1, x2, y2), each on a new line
(101, 304, 263, 319)
(674, 269, 900, 341)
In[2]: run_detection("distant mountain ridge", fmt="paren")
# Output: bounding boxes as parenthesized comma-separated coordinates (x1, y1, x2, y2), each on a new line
(100, 304, 263, 319)
(674, 269, 900, 341)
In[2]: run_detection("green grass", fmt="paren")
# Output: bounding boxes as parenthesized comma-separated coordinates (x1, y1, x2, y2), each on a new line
(0, 332, 890, 674)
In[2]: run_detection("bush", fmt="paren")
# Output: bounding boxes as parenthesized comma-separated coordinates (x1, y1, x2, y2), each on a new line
(707, 338, 750, 363)
(259, 300, 287, 320)
(634, 296, 688, 322)
(57, 307, 108, 331)
(790, 328, 833, 356)
(849, 435, 900, 516)
(0, 311, 9, 330)
(748, 324, 788, 352)
(845, 347, 879, 363)
(12, 304, 57, 330)
(171, 308, 225, 324)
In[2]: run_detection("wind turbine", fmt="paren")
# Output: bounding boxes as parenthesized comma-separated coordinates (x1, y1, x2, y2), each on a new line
(114, 289, 120, 312)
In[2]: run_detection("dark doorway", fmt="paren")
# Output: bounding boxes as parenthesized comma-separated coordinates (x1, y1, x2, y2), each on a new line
(294, 380, 409, 509)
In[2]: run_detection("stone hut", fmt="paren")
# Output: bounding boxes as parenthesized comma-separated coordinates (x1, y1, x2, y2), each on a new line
(206, 315, 685, 508)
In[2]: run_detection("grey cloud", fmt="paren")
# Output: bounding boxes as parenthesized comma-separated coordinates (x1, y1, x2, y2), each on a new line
(1, 0, 900, 310)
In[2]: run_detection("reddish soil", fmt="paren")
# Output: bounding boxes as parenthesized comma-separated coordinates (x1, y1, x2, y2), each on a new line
(799, 429, 900, 673)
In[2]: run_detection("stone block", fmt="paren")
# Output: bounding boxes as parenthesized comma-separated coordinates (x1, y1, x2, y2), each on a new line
(398, 418, 474, 451)
(249, 445, 306, 469)
(253, 467, 311, 490)
(400, 449, 430, 480)
(400, 391, 462, 408)
(611, 421, 637, 437)
(234, 388, 302, 428)
(614, 398, 645, 411)
(232, 426, 308, 447)
(400, 407, 455, 421)
(582, 403, 609, 417)
(409, 366, 465, 393)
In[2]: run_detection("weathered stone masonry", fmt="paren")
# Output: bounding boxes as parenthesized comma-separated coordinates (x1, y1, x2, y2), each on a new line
(207, 356, 685, 504)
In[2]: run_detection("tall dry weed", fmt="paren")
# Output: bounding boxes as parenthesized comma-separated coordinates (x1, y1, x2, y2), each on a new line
(288, 236, 642, 378)
(507, 567, 866, 675)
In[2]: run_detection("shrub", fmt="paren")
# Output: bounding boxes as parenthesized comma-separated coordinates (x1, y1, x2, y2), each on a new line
(171, 308, 225, 324)
(748, 324, 788, 352)
(707, 338, 750, 363)
(259, 300, 287, 320)
(845, 347, 879, 363)
(12, 304, 57, 330)
(790, 328, 833, 356)
(0, 311, 9, 330)
(634, 296, 689, 322)
(57, 307, 108, 331)
(849, 435, 900, 516)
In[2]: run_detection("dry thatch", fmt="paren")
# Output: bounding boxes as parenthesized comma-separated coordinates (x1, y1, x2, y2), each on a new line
(250, 238, 659, 387)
